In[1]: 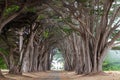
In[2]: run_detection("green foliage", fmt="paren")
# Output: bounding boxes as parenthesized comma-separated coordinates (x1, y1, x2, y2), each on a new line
(0, 48, 8, 69)
(0, 48, 9, 56)
(62, 27, 73, 34)
(4, 5, 20, 16)
(112, 46, 120, 50)
(103, 50, 120, 71)
(43, 30, 49, 38)
(52, 0, 63, 6)
(103, 62, 120, 71)
(76, 0, 87, 3)
(0, 57, 7, 69)
(51, 49, 64, 70)
(25, 7, 36, 13)
(65, 17, 72, 23)
(54, 16, 63, 22)
(54, 50, 63, 61)
(38, 14, 46, 20)
(92, 8, 104, 15)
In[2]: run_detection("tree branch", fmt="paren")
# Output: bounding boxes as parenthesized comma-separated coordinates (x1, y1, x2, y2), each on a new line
(99, 0, 113, 30)
(109, 19, 120, 35)
(108, 6, 120, 28)
(108, 31, 120, 46)
(0, 7, 25, 33)
(113, 41, 120, 47)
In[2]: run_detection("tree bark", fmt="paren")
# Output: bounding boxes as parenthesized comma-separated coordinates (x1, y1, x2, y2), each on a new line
(8, 48, 22, 75)
(0, 70, 4, 78)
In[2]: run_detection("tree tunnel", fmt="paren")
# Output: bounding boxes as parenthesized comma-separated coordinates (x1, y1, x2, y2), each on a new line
(0, 0, 120, 79)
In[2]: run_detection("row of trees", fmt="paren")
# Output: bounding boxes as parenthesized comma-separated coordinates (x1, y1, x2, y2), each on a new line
(49, 0, 120, 74)
(0, 0, 120, 78)
(0, 0, 57, 77)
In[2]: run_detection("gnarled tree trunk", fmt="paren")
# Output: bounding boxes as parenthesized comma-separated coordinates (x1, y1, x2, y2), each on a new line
(75, 34, 112, 74)
(8, 47, 22, 75)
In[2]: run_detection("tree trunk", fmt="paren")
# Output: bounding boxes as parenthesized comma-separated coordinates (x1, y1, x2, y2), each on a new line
(22, 39, 32, 72)
(22, 23, 36, 72)
(8, 48, 22, 75)
(19, 28, 24, 65)
(75, 36, 111, 74)
(0, 70, 4, 78)
(9, 66, 22, 75)
(59, 33, 77, 71)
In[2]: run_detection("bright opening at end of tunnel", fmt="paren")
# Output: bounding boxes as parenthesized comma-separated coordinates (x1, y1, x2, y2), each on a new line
(103, 50, 120, 71)
(50, 48, 64, 71)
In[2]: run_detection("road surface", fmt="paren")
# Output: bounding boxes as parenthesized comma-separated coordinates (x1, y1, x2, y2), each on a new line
(3, 71, 120, 80)
(4, 71, 72, 80)
(34, 71, 71, 80)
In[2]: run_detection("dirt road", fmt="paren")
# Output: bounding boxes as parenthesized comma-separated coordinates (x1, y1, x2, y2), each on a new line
(2, 71, 120, 80)
(4, 71, 72, 80)
(41, 71, 60, 80)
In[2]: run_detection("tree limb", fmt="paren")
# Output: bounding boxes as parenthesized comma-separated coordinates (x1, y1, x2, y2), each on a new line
(108, 31, 120, 46)
(108, 6, 120, 28)
(0, 7, 25, 33)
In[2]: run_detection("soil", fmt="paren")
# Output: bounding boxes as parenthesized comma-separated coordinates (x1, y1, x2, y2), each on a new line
(66, 71, 120, 80)
(1, 70, 120, 80)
